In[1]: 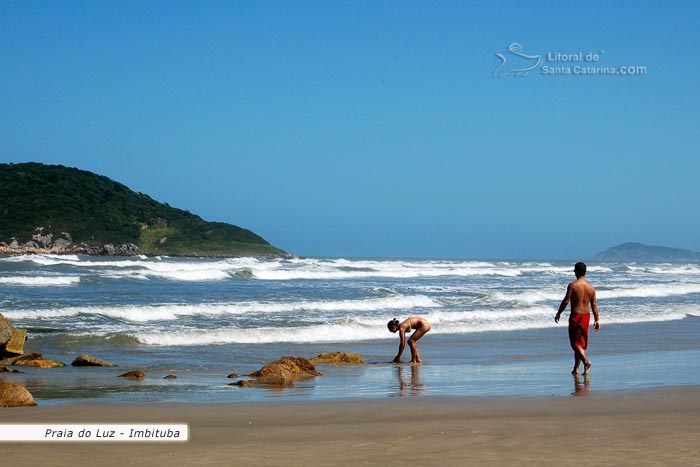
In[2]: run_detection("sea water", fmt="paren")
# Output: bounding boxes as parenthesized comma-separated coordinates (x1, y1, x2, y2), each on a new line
(1, 255, 699, 404)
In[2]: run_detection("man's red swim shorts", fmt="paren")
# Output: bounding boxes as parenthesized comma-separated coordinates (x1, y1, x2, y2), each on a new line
(568, 313, 591, 350)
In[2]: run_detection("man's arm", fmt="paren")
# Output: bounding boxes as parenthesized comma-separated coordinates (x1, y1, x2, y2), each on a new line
(591, 290, 600, 331)
(394, 329, 406, 363)
(555, 283, 572, 323)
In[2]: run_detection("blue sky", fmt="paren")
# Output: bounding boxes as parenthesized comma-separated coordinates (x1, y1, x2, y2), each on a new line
(1, 1, 698, 259)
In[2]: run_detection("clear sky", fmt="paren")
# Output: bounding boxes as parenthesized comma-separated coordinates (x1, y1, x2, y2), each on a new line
(1, 1, 698, 259)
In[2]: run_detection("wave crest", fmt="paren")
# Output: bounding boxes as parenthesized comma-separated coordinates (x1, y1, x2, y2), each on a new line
(0, 276, 80, 286)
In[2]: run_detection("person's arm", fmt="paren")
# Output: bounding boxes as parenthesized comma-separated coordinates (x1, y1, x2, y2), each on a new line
(394, 329, 406, 363)
(591, 290, 600, 331)
(555, 283, 572, 323)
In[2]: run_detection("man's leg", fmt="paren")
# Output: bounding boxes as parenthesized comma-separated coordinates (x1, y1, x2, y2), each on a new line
(572, 351, 581, 375)
(573, 345, 592, 374)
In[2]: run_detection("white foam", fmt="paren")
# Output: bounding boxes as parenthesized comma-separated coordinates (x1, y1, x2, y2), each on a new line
(247, 258, 524, 280)
(1, 254, 83, 265)
(517, 264, 613, 275)
(18, 256, 241, 282)
(131, 304, 692, 346)
(625, 263, 700, 274)
(475, 282, 700, 306)
(0, 276, 80, 286)
(8, 299, 696, 346)
(2, 308, 82, 319)
(148, 269, 232, 281)
(644, 265, 700, 275)
(599, 283, 700, 299)
(0, 256, 621, 283)
(479, 290, 562, 305)
(2, 295, 440, 322)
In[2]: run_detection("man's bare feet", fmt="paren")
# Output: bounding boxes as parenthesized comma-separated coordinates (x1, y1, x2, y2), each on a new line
(583, 361, 592, 375)
(571, 369, 580, 375)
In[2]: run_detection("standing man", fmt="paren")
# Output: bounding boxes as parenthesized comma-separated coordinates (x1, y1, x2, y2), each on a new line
(555, 262, 600, 375)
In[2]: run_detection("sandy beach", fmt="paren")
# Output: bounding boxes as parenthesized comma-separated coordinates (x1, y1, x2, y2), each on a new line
(2, 386, 698, 466)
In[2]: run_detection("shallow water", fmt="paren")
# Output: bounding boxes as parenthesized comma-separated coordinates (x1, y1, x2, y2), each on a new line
(1, 255, 699, 404)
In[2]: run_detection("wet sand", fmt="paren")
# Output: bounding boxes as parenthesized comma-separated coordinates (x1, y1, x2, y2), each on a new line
(2, 386, 698, 466)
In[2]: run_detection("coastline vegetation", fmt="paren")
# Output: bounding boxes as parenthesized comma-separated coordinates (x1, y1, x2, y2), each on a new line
(0, 162, 288, 257)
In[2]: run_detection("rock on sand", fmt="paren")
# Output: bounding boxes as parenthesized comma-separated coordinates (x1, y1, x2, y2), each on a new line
(0, 381, 37, 407)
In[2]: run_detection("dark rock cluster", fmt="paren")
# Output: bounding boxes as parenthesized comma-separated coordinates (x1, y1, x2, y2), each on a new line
(0, 227, 139, 256)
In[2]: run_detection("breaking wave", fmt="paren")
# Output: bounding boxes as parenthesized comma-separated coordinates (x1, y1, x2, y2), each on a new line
(0, 276, 80, 286)
(2, 295, 440, 323)
(479, 283, 700, 306)
(131, 304, 697, 346)
(0, 255, 598, 281)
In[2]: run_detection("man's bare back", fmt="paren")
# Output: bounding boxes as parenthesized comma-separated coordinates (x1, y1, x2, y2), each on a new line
(564, 277, 599, 317)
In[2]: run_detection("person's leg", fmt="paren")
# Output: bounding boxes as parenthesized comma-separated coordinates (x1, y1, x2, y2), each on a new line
(408, 328, 428, 363)
(572, 351, 581, 375)
(408, 339, 418, 363)
(573, 345, 592, 374)
(569, 317, 590, 374)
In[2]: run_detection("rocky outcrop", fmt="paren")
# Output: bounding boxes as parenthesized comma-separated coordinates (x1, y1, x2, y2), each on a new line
(17, 359, 64, 368)
(0, 239, 139, 257)
(71, 354, 117, 367)
(53, 237, 72, 249)
(0, 352, 41, 365)
(3, 329, 27, 356)
(0, 226, 141, 256)
(250, 356, 322, 379)
(118, 370, 145, 379)
(0, 313, 13, 349)
(0, 352, 65, 368)
(0, 315, 26, 359)
(0, 381, 37, 407)
(116, 243, 139, 255)
(229, 379, 262, 388)
(232, 356, 322, 388)
(31, 232, 53, 248)
(311, 352, 366, 364)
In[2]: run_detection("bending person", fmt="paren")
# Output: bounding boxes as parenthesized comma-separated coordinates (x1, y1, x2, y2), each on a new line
(387, 317, 431, 364)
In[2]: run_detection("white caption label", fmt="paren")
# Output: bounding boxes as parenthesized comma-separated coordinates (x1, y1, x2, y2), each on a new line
(0, 424, 188, 442)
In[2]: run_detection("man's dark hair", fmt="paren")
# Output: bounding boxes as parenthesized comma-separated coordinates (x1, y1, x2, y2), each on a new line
(574, 262, 587, 276)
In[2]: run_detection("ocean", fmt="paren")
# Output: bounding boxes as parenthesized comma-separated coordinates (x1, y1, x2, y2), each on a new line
(1, 255, 699, 404)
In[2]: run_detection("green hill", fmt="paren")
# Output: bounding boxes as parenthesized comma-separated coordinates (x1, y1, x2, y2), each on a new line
(0, 162, 288, 257)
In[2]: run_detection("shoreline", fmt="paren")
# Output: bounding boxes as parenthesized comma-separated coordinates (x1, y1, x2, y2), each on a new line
(9, 317, 700, 405)
(2, 385, 698, 466)
(0, 248, 292, 259)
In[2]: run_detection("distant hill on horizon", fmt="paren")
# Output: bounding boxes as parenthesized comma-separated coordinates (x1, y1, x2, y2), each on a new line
(0, 162, 288, 257)
(593, 242, 700, 262)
